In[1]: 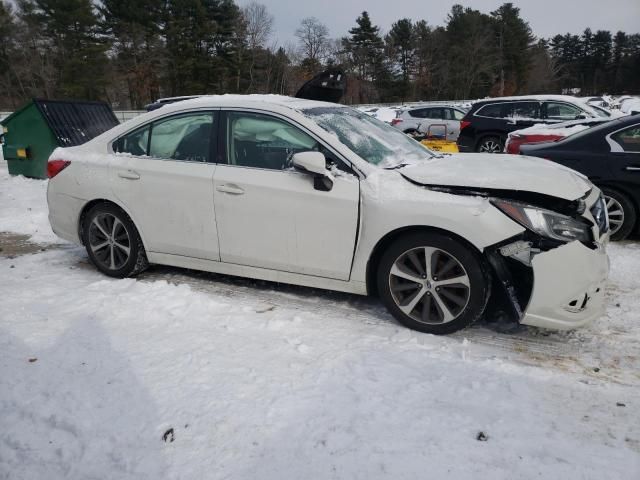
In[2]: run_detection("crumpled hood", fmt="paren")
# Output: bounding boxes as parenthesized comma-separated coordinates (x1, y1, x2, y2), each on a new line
(400, 153, 592, 201)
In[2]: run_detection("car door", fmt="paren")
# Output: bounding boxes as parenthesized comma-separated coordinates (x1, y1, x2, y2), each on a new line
(213, 110, 359, 280)
(606, 122, 640, 188)
(444, 108, 464, 140)
(543, 101, 587, 122)
(110, 111, 221, 261)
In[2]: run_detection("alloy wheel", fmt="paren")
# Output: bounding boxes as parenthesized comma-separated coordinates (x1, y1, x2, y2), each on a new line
(388, 246, 471, 325)
(604, 195, 625, 236)
(88, 213, 131, 271)
(478, 139, 502, 153)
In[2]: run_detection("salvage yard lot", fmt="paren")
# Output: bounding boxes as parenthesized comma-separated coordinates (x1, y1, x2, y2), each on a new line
(1, 162, 639, 479)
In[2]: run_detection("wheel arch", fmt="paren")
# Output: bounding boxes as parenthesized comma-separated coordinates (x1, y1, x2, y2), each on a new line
(78, 199, 148, 250)
(365, 225, 488, 297)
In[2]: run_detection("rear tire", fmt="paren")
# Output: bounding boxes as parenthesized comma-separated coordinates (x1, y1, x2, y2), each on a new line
(377, 232, 490, 335)
(476, 136, 504, 153)
(82, 203, 148, 278)
(601, 187, 637, 241)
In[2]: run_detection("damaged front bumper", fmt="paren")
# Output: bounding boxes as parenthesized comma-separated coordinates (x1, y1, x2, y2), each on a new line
(487, 237, 609, 331)
(522, 240, 608, 329)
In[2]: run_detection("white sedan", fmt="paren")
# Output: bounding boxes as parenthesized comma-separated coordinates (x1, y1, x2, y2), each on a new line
(47, 95, 609, 334)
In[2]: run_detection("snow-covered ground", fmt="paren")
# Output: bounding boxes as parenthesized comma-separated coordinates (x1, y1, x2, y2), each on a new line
(1, 161, 639, 479)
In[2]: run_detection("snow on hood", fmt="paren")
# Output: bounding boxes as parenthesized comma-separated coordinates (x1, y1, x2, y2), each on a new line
(399, 153, 592, 201)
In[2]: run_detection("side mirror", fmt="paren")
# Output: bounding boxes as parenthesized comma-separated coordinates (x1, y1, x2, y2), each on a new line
(292, 151, 327, 175)
(292, 151, 334, 191)
(575, 114, 587, 120)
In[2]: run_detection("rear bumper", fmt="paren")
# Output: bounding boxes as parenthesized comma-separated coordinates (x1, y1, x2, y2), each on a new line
(520, 240, 609, 330)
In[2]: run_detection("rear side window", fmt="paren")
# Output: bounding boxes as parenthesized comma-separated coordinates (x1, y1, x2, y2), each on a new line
(114, 126, 150, 156)
(508, 102, 540, 120)
(149, 113, 214, 162)
(426, 108, 444, 119)
(612, 125, 640, 152)
(475, 104, 504, 118)
(113, 112, 215, 162)
(409, 108, 428, 118)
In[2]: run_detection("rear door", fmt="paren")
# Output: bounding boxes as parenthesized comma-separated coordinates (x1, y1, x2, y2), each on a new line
(213, 110, 360, 280)
(110, 111, 221, 260)
(606, 122, 640, 187)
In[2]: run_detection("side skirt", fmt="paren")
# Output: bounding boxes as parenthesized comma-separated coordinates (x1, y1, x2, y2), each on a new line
(147, 252, 369, 295)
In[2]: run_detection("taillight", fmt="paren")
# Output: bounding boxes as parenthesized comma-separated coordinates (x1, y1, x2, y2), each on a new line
(391, 118, 402, 126)
(460, 120, 471, 130)
(47, 160, 71, 178)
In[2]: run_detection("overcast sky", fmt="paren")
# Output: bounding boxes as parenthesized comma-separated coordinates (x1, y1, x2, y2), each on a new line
(237, 0, 640, 47)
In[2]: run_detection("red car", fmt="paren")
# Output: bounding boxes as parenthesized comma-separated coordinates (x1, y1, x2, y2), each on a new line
(505, 119, 608, 154)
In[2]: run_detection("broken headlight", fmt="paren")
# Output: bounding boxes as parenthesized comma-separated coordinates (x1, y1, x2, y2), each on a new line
(492, 199, 591, 243)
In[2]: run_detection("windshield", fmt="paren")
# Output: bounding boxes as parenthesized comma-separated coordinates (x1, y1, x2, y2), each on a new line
(303, 106, 435, 167)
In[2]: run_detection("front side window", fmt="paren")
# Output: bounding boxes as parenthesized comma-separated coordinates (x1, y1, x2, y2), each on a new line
(546, 102, 582, 121)
(149, 113, 214, 162)
(226, 112, 319, 170)
(612, 125, 640, 152)
(114, 126, 150, 156)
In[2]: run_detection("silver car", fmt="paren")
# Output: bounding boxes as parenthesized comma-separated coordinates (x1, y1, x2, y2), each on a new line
(391, 106, 467, 140)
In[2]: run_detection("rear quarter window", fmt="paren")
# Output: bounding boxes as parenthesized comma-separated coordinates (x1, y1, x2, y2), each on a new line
(475, 104, 504, 118)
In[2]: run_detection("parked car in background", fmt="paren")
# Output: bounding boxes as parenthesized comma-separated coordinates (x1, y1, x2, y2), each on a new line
(47, 95, 609, 335)
(521, 115, 640, 240)
(457, 95, 600, 153)
(505, 118, 609, 154)
(619, 97, 640, 115)
(359, 106, 399, 124)
(391, 105, 467, 140)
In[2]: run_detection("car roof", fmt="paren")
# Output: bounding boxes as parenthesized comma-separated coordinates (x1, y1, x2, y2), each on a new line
(155, 94, 346, 112)
(474, 95, 589, 104)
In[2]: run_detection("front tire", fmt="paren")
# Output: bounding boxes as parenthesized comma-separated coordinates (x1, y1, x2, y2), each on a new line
(377, 232, 490, 334)
(601, 187, 637, 240)
(82, 203, 148, 278)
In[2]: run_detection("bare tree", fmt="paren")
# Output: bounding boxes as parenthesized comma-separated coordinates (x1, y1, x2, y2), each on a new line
(244, 2, 273, 50)
(295, 17, 329, 65)
(242, 1, 273, 92)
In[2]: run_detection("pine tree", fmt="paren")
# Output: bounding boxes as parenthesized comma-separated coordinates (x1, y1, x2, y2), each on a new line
(23, 0, 109, 100)
(387, 18, 415, 100)
(490, 3, 534, 95)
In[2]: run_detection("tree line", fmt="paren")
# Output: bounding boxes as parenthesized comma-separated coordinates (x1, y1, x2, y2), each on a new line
(0, 0, 638, 110)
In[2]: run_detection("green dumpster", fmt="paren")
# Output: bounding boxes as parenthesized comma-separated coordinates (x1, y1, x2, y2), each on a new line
(0, 99, 119, 179)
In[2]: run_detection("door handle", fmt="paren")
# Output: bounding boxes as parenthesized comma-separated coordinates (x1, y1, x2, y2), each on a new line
(118, 170, 140, 180)
(216, 184, 245, 195)
(625, 166, 640, 171)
